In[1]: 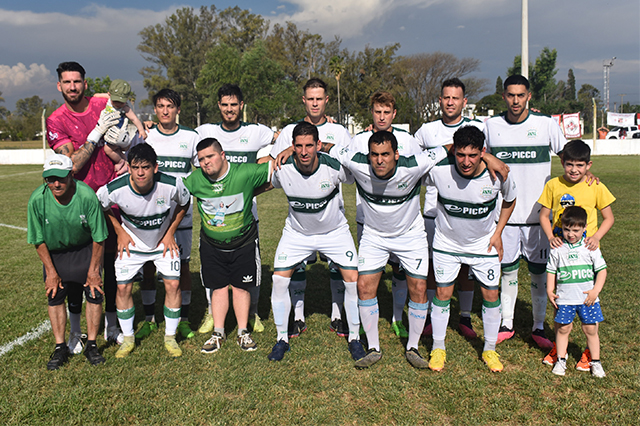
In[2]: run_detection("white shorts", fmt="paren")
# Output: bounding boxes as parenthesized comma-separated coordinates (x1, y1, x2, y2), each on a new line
(502, 225, 550, 271)
(115, 246, 181, 284)
(432, 251, 500, 290)
(358, 228, 429, 279)
(274, 224, 357, 272)
(357, 222, 401, 266)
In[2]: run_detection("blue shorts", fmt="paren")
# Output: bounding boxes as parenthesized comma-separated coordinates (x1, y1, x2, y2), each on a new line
(554, 302, 604, 325)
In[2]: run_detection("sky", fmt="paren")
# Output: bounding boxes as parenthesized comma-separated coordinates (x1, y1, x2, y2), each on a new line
(1, 0, 638, 114)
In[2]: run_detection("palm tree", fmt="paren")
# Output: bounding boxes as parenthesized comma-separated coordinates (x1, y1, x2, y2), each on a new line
(328, 56, 344, 124)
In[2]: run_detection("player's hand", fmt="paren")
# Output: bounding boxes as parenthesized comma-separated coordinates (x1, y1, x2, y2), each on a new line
(140, 129, 148, 140)
(45, 273, 63, 298)
(585, 170, 600, 186)
(484, 154, 510, 182)
(549, 236, 563, 249)
(547, 292, 559, 309)
(160, 233, 180, 259)
(363, 123, 374, 132)
(104, 117, 129, 146)
(144, 121, 155, 131)
(488, 234, 504, 261)
(584, 235, 600, 251)
(275, 146, 294, 170)
(325, 115, 336, 124)
(116, 232, 134, 259)
(583, 289, 600, 306)
(84, 273, 104, 299)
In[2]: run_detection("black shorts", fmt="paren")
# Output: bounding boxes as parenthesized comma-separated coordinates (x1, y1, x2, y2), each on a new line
(45, 243, 103, 306)
(199, 236, 260, 291)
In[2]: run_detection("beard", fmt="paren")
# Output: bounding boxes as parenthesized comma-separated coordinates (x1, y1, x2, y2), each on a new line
(62, 88, 85, 106)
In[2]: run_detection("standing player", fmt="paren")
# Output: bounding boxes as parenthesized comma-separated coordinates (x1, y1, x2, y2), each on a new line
(28, 154, 108, 369)
(183, 138, 273, 354)
(484, 75, 567, 348)
(424, 126, 516, 372)
(414, 78, 485, 339)
(196, 84, 273, 334)
(270, 78, 353, 338)
(46, 61, 123, 350)
(97, 143, 190, 358)
(136, 89, 200, 341)
(267, 122, 364, 362)
(350, 91, 421, 338)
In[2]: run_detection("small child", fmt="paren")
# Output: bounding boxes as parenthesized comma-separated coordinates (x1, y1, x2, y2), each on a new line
(545, 206, 607, 377)
(96, 79, 147, 175)
(538, 139, 615, 370)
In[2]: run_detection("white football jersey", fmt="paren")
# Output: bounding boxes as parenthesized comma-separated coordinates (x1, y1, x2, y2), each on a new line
(272, 120, 352, 157)
(272, 153, 354, 235)
(484, 111, 566, 225)
(97, 173, 190, 252)
(195, 122, 273, 164)
(415, 117, 485, 218)
(425, 158, 517, 256)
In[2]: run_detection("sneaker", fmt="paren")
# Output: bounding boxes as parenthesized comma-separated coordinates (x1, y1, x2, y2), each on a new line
(288, 320, 307, 338)
(531, 329, 554, 350)
(135, 321, 157, 340)
(552, 358, 567, 376)
(115, 335, 135, 359)
(348, 340, 367, 361)
(249, 314, 265, 333)
(496, 326, 515, 344)
(202, 332, 225, 354)
(177, 321, 195, 339)
(267, 340, 290, 361)
(482, 350, 504, 372)
(428, 348, 446, 371)
(354, 349, 383, 369)
(237, 331, 257, 351)
(330, 319, 349, 337)
(405, 347, 429, 369)
(47, 346, 69, 370)
(458, 316, 477, 340)
(576, 348, 592, 371)
(84, 344, 105, 366)
(590, 360, 606, 378)
(105, 325, 124, 345)
(198, 310, 214, 334)
(422, 315, 432, 336)
(164, 335, 182, 357)
(543, 343, 558, 366)
(392, 321, 409, 338)
(68, 331, 85, 355)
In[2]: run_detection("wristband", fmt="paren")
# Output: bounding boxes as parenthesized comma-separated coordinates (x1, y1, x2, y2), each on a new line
(87, 129, 102, 146)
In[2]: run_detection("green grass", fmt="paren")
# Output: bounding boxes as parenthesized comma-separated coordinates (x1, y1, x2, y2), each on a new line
(0, 157, 639, 425)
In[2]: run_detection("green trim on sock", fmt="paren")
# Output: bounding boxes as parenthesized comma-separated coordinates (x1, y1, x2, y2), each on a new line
(163, 306, 181, 319)
(432, 297, 451, 308)
(116, 307, 135, 320)
(482, 299, 501, 309)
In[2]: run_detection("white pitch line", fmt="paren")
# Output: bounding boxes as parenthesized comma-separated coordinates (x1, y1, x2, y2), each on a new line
(0, 223, 27, 231)
(0, 171, 40, 179)
(0, 321, 51, 357)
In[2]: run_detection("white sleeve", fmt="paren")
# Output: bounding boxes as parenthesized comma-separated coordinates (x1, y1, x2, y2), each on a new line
(259, 124, 275, 149)
(95, 185, 113, 210)
(501, 173, 517, 203)
(549, 118, 568, 154)
(272, 127, 293, 157)
(174, 177, 191, 207)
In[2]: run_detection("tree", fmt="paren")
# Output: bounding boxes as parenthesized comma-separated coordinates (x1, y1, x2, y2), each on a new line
(1, 96, 57, 140)
(530, 47, 558, 103)
(566, 69, 576, 101)
(577, 84, 602, 132)
(495, 76, 503, 94)
(85, 76, 112, 97)
(507, 55, 523, 77)
(217, 6, 269, 53)
(328, 56, 344, 123)
(0, 90, 8, 119)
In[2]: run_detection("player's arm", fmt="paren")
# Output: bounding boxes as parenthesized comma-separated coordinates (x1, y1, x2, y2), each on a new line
(488, 199, 516, 261)
(104, 208, 134, 259)
(584, 205, 614, 251)
(254, 160, 276, 195)
(546, 271, 559, 309)
(124, 107, 148, 140)
(160, 199, 190, 259)
(85, 240, 105, 298)
(483, 151, 510, 181)
(539, 206, 563, 249)
(35, 243, 63, 298)
(93, 93, 109, 99)
(583, 267, 606, 306)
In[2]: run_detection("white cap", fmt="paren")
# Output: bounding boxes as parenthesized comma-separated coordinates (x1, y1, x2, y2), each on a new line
(43, 154, 73, 178)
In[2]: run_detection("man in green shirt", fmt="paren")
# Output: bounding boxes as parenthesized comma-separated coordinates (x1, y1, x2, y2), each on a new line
(27, 154, 108, 370)
(183, 138, 272, 354)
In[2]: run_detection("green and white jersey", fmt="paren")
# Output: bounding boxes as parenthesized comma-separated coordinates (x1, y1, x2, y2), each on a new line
(97, 173, 190, 252)
(484, 111, 566, 225)
(195, 121, 273, 164)
(272, 153, 354, 235)
(350, 127, 420, 224)
(272, 120, 352, 157)
(146, 124, 199, 228)
(183, 162, 270, 245)
(424, 157, 516, 256)
(415, 117, 485, 218)
(546, 239, 606, 305)
(330, 145, 447, 238)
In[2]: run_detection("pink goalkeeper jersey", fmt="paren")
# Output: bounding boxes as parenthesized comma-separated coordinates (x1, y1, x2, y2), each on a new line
(46, 97, 115, 191)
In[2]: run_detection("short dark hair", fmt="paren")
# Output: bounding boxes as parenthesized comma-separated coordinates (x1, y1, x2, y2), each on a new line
(56, 62, 85, 81)
(303, 78, 327, 94)
(127, 143, 157, 166)
(371, 91, 396, 109)
(561, 205, 587, 228)
(196, 138, 224, 153)
(442, 78, 466, 96)
(368, 130, 397, 152)
(561, 140, 591, 163)
(453, 126, 485, 151)
(292, 121, 319, 143)
(153, 89, 181, 108)
(504, 75, 530, 91)
(218, 84, 243, 103)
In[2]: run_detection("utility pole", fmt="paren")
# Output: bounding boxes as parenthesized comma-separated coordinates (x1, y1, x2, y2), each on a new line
(521, 0, 529, 80)
(603, 57, 615, 112)
(618, 94, 626, 112)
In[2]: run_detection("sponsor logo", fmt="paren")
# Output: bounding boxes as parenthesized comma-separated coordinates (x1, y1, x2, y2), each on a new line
(290, 199, 329, 210)
(45, 219, 49, 225)
(242, 275, 254, 283)
(120, 267, 129, 274)
(435, 267, 444, 278)
(496, 151, 538, 160)
(179, 142, 188, 150)
(444, 204, 462, 213)
(558, 271, 572, 280)
(319, 180, 331, 191)
(409, 311, 426, 320)
(481, 186, 494, 199)
(226, 155, 248, 163)
(79, 215, 87, 224)
(156, 196, 166, 206)
(159, 160, 188, 169)
(277, 253, 288, 262)
(358, 257, 365, 265)
(509, 280, 518, 286)
(48, 130, 59, 141)
(369, 307, 379, 315)
(240, 137, 249, 144)
(568, 252, 579, 261)
(212, 183, 224, 193)
(570, 268, 594, 280)
(339, 147, 349, 155)
(326, 133, 335, 141)
(428, 150, 436, 160)
(131, 216, 165, 227)
(527, 129, 537, 138)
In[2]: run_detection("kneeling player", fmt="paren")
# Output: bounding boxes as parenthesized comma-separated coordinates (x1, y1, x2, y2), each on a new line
(425, 126, 516, 372)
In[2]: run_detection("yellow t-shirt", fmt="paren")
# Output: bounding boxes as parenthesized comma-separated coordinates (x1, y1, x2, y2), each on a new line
(538, 176, 616, 237)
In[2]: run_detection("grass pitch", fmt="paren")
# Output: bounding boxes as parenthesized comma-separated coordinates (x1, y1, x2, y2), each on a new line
(0, 157, 638, 425)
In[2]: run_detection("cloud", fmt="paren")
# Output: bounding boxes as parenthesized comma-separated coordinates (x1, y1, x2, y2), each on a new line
(0, 63, 53, 96)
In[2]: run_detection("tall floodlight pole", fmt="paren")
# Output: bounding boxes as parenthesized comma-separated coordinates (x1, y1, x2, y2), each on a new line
(521, 0, 529, 79)
(603, 57, 615, 112)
